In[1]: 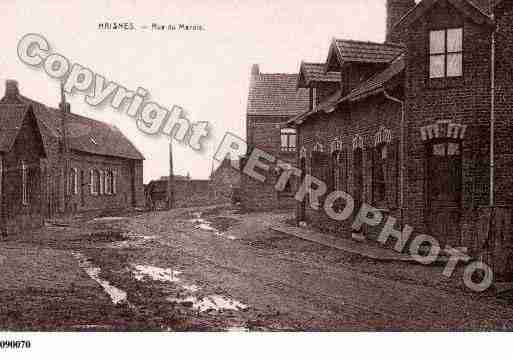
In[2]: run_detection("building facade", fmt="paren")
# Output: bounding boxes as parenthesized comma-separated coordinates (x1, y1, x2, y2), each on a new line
(0, 80, 145, 233)
(284, 0, 513, 277)
(241, 65, 310, 211)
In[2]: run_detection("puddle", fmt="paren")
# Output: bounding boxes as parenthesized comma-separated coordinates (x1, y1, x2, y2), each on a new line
(190, 212, 237, 240)
(132, 264, 182, 283)
(168, 294, 248, 312)
(73, 252, 127, 305)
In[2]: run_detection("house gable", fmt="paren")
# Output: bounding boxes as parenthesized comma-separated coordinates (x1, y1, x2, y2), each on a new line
(395, 0, 494, 32)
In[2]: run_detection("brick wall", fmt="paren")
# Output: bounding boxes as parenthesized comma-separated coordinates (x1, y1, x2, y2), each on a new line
(242, 114, 298, 211)
(298, 96, 402, 238)
(403, 0, 493, 244)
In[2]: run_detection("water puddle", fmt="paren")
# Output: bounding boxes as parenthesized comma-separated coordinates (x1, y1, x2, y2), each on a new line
(190, 212, 238, 240)
(108, 233, 160, 249)
(73, 252, 127, 305)
(168, 294, 248, 313)
(132, 264, 182, 283)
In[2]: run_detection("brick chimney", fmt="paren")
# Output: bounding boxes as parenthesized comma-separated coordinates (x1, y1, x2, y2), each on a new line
(59, 101, 71, 113)
(386, 0, 416, 42)
(251, 64, 260, 76)
(4, 79, 20, 100)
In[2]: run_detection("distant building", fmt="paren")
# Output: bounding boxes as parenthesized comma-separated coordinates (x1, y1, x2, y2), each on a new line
(241, 65, 310, 211)
(0, 80, 145, 234)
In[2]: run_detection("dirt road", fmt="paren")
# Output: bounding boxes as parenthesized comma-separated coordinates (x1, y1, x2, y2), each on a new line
(2, 206, 513, 331)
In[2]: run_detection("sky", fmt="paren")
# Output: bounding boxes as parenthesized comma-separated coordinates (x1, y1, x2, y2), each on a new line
(0, 0, 388, 183)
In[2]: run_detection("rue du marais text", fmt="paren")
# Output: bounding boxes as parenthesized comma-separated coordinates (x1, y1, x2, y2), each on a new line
(98, 22, 205, 31)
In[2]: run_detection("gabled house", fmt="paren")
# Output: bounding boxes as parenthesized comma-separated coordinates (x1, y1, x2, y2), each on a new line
(0, 80, 145, 233)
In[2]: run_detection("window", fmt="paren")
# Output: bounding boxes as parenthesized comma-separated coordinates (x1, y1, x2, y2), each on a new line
(90, 169, 100, 195)
(69, 168, 78, 195)
(373, 145, 388, 204)
(112, 170, 117, 194)
(105, 170, 114, 195)
(21, 160, 28, 205)
(429, 28, 463, 78)
(281, 128, 297, 152)
(100, 170, 105, 195)
(330, 150, 349, 212)
(353, 148, 363, 204)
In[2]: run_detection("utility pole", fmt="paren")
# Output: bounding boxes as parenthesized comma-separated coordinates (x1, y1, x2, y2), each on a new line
(168, 138, 174, 209)
(60, 83, 70, 213)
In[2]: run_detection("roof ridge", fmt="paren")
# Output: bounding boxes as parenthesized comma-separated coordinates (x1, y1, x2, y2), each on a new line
(333, 38, 405, 48)
(255, 72, 299, 76)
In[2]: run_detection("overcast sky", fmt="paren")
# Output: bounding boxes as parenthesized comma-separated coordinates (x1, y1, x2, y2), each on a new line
(0, 0, 387, 183)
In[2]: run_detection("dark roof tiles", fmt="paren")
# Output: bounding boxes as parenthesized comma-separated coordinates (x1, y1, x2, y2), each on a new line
(247, 73, 310, 117)
(332, 39, 405, 65)
(298, 62, 341, 88)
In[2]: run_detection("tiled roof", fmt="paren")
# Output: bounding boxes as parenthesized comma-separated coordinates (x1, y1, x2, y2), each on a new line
(287, 88, 343, 126)
(342, 54, 405, 102)
(4, 95, 145, 160)
(247, 73, 310, 117)
(288, 55, 405, 126)
(297, 62, 341, 88)
(330, 39, 405, 65)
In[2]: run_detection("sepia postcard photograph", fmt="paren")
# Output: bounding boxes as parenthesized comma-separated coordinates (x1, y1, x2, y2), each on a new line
(0, 0, 512, 357)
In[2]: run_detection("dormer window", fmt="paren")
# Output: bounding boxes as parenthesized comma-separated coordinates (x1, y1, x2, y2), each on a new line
(429, 28, 463, 79)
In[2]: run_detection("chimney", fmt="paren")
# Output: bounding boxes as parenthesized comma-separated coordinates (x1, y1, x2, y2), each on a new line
(251, 64, 260, 77)
(59, 83, 71, 113)
(386, 0, 415, 42)
(5, 79, 20, 99)
(59, 102, 71, 113)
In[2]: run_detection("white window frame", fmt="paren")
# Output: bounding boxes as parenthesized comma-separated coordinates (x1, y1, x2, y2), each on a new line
(429, 28, 463, 79)
(90, 169, 98, 195)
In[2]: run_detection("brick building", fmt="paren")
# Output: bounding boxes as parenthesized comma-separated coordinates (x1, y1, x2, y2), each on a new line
(0, 80, 145, 233)
(284, 0, 513, 275)
(241, 65, 310, 211)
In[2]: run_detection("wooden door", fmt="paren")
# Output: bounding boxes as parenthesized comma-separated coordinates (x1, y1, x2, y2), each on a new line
(427, 141, 462, 247)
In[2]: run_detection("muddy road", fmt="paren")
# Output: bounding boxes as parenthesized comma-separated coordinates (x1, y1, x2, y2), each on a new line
(2, 206, 513, 331)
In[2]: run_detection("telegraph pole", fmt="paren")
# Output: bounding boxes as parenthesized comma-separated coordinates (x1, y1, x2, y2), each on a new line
(60, 83, 70, 212)
(168, 138, 175, 209)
